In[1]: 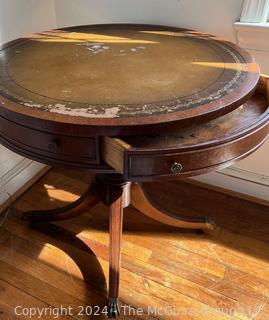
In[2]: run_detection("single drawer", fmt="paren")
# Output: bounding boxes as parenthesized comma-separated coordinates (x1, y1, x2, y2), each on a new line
(0, 117, 100, 167)
(101, 75, 269, 181)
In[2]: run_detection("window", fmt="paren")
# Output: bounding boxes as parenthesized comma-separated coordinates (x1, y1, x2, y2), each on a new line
(240, 0, 269, 24)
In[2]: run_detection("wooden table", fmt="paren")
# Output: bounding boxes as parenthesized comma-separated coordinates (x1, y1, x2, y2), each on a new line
(0, 24, 268, 318)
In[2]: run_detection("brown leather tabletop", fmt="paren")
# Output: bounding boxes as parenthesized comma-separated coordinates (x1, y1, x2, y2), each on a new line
(0, 24, 259, 135)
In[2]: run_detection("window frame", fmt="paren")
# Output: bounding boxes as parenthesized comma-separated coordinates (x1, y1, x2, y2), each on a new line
(240, 0, 269, 24)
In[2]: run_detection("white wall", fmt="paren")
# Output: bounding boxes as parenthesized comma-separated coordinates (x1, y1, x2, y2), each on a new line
(54, 0, 244, 42)
(232, 24, 269, 179)
(234, 24, 269, 74)
(0, 0, 56, 45)
(0, 0, 56, 212)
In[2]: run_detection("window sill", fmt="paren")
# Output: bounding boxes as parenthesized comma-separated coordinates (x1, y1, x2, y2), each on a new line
(234, 22, 269, 51)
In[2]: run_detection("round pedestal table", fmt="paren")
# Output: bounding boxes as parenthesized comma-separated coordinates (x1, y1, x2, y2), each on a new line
(0, 24, 268, 318)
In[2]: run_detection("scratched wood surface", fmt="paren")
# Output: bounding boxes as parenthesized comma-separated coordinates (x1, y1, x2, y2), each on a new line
(122, 92, 268, 149)
(1, 168, 269, 319)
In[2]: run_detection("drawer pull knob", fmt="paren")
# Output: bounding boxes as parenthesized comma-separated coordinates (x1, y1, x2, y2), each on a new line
(171, 162, 183, 174)
(48, 141, 58, 151)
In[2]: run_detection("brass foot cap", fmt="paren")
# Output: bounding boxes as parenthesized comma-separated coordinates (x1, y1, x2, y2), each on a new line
(107, 298, 120, 318)
(205, 219, 217, 230)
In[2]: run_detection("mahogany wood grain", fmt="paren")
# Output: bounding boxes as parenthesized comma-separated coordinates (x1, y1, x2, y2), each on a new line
(131, 183, 216, 230)
(130, 183, 215, 230)
(23, 179, 100, 224)
(101, 137, 132, 174)
(108, 195, 124, 318)
(102, 77, 269, 181)
(22, 173, 127, 318)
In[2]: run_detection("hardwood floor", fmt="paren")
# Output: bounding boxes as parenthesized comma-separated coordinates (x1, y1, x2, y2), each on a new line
(0, 168, 269, 319)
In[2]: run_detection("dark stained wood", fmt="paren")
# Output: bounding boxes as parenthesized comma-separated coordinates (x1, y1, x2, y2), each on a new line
(0, 26, 266, 178)
(2, 168, 269, 319)
(130, 183, 216, 230)
(20, 172, 220, 318)
(0, 116, 100, 163)
(22, 173, 128, 318)
(101, 77, 269, 180)
(0, 24, 259, 136)
(107, 180, 125, 318)
(3, 77, 269, 176)
(23, 179, 100, 223)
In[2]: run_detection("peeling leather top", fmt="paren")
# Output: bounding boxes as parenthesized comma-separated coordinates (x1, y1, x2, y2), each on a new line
(0, 24, 257, 123)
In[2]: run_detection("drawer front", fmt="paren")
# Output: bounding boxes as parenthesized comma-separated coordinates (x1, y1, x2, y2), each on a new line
(126, 124, 269, 180)
(0, 116, 99, 165)
(101, 80, 269, 181)
(128, 152, 220, 178)
(101, 121, 269, 181)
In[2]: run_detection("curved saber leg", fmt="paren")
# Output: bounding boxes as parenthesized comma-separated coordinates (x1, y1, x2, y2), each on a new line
(130, 183, 216, 230)
(23, 177, 100, 224)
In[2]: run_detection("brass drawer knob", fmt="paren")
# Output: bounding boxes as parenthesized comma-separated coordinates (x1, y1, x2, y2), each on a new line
(171, 162, 183, 174)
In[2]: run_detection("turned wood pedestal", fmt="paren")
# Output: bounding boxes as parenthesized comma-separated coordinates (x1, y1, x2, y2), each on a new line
(0, 24, 269, 318)
(23, 173, 216, 317)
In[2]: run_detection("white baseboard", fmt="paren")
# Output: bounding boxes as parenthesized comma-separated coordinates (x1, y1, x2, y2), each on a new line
(0, 149, 50, 212)
(192, 168, 269, 204)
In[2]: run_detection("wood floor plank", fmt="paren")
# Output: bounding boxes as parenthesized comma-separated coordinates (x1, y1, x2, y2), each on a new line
(0, 241, 106, 309)
(55, 210, 226, 279)
(1, 215, 241, 319)
(0, 261, 90, 320)
(0, 279, 71, 320)
(0, 301, 19, 320)
(4, 216, 249, 318)
(2, 167, 269, 320)
(144, 180, 269, 243)
(1, 216, 155, 320)
(10, 216, 263, 319)
(77, 230, 269, 319)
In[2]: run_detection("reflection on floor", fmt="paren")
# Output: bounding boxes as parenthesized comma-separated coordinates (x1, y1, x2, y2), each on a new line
(0, 167, 269, 319)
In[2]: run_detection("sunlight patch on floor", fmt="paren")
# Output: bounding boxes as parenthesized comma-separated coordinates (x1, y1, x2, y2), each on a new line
(44, 184, 80, 202)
